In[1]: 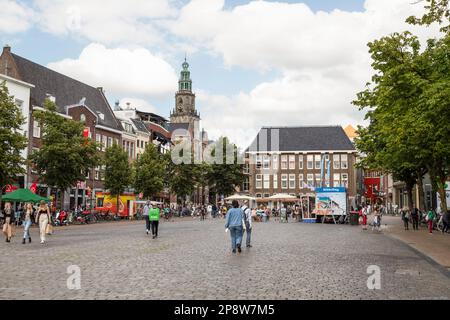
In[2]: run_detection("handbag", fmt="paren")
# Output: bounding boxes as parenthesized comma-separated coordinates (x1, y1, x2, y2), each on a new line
(46, 223, 53, 235)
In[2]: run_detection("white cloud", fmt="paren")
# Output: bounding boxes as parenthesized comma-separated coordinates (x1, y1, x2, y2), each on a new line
(0, 0, 35, 34)
(119, 98, 156, 113)
(47, 43, 178, 98)
(34, 0, 176, 45)
(170, 0, 442, 148)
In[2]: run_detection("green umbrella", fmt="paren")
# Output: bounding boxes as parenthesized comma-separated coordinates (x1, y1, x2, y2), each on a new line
(2, 189, 50, 203)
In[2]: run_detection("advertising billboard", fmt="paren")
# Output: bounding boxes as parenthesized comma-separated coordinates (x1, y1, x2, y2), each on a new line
(315, 187, 347, 216)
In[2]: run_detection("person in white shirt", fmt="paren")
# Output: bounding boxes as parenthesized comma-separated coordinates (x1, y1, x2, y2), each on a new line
(241, 201, 253, 248)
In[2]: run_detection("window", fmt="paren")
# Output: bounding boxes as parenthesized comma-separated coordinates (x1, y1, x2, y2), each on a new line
(315, 155, 321, 170)
(333, 154, 341, 170)
(281, 155, 288, 170)
(264, 194, 270, 199)
(307, 174, 314, 187)
(256, 194, 262, 198)
(263, 175, 270, 189)
(96, 134, 101, 150)
(256, 156, 262, 170)
(256, 174, 263, 189)
(273, 175, 278, 189)
(130, 142, 135, 159)
(342, 174, 349, 188)
(115, 138, 119, 146)
(315, 174, 321, 187)
(137, 139, 140, 148)
(102, 135, 107, 151)
(107, 137, 113, 148)
(263, 155, 270, 170)
(307, 155, 314, 170)
(289, 174, 296, 189)
(273, 155, 279, 170)
(281, 174, 288, 189)
(333, 174, 341, 187)
(95, 170, 100, 180)
(80, 114, 86, 123)
(341, 155, 348, 169)
(289, 155, 296, 170)
(243, 179, 249, 192)
(243, 164, 250, 174)
(33, 119, 41, 138)
(299, 156, 304, 170)
(299, 174, 304, 189)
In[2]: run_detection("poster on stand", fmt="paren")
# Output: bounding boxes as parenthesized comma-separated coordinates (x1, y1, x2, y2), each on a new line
(315, 187, 347, 216)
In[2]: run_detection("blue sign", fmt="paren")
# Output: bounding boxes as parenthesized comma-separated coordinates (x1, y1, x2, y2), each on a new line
(315, 187, 346, 193)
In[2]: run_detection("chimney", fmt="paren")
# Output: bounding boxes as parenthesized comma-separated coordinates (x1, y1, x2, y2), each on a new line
(3, 44, 11, 54)
(126, 102, 131, 109)
(97, 87, 104, 93)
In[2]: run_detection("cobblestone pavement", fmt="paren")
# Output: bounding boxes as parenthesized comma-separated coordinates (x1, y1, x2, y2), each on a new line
(0, 218, 449, 300)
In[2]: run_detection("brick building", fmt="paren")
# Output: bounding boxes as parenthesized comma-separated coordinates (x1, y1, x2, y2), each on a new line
(245, 126, 358, 211)
(0, 45, 123, 210)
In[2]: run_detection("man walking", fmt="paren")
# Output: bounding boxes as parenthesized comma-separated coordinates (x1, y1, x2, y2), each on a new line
(411, 206, 420, 231)
(241, 201, 252, 248)
(149, 205, 161, 239)
(143, 201, 151, 235)
(225, 200, 245, 254)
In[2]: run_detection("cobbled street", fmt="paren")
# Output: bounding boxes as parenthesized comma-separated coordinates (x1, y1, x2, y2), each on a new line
(1, 219, 449, 300)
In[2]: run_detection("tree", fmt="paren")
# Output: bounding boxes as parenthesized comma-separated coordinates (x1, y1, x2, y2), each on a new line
(165, 152, 199, 205)
(407, 0, 450, 32)
(30, 99, 100, 209)
(104, 143, 132, 215)
(354, 32, 450, 212)
(134, 143, 165, 199)
(0, 81, 28, 209)
(206, 137, 245, 199)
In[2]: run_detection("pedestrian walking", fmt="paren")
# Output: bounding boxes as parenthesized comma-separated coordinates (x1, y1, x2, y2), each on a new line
(372, 209, 381, 232)
(35, 201, 51, 244)
(411, 207, 419, 231)
(22, 203, 34, 244)
(2, 202, 15, 243)
(360, 206, 368, 231)
(426, 209, 436, 234)
(143, 201, 151, 235)
(280, 206, 287, 223)
(225, 200, 245, 254)
(149, 204, 161, 239)
(401, 208, 410, 231)
(241, 201, 252, 248)
(442, 210, 450, 234)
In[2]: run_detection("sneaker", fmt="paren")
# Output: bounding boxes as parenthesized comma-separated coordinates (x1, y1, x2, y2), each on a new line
(237, 245, 242, 253)
(232, 249, 236, 254)
(29, 237, 32, 243)
(22, 239, 26, 245)
(40, 240, 45, 244)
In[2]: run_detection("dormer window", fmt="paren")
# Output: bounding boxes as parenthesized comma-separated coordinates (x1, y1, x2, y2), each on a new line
(80, 114, 86, 123)
(97, 112, 105, 121)
(46, 94, 56, 103)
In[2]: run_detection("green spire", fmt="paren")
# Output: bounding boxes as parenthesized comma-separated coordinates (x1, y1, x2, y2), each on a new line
(179, 57, 192, 92)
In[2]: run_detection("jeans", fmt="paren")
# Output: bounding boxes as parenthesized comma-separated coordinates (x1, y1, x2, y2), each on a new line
(23, 220, 32, 239)
(244, 225, 252, 247)
(229, 226, 243, 251)
(144, 216, 150, 231)
(412, 217, 419, 230)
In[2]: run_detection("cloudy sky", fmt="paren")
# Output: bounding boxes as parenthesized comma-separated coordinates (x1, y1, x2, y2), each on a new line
(0, 0, 442, 149)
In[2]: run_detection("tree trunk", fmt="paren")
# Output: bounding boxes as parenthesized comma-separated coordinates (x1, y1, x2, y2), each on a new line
(406, 183, 414, 211)
(437, 180, 448, 213)
(416, 174, 425, 211)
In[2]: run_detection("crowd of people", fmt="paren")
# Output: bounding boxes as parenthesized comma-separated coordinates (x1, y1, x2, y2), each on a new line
(1, 200, 53, 244)
(400, 206, 450, 235)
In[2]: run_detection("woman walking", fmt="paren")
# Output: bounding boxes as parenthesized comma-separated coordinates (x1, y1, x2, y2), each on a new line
(22, 203, 34, 244)
(2, 202, 15, 243)
(401, 208, 410, 231)
(426, 209, 436, 234)
(36, 201, 51, 244)
(225, 200, 245, 254)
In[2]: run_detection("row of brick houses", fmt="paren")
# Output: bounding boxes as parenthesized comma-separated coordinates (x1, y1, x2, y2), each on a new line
(0, 45, 173, 209)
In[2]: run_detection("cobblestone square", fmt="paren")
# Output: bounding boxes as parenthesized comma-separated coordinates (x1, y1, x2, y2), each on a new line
(0, 219, 449, 300)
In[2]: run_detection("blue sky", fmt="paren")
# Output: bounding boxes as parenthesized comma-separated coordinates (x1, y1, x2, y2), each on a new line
(0, 0, 437, 147)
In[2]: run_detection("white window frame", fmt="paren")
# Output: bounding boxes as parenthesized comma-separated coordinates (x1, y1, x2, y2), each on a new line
(333, 154, 341, 170)
(307, 174, 314, 187)
(273, 175, 278, 189)
(289, 155, 296, 170)
(289, 174, 296, 189)
(333, 174, 341, 187)
(263, 174, 270, 189)
(33, 119, 41, 138)
(315, 173, 321, 187)
(299, 174, 304, 188)
(342, 173, 349, 188)
(341, 154, 349, 169)
(315, 155, 321, 170)
(307, 155, 314, 170)
(273, 155, 279, 170)
(256, 155, 262, 170)
(281, 155, 288, 170)
(256, 174, 263, 189)
(299, 156, 303, 170)
(281, 174, 288, 189)
(263, 155, 270, 170)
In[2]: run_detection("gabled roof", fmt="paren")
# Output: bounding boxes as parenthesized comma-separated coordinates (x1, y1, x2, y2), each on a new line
(10, 53, 122, 131)
(247, 126, 356, 153)
(130, 118, 149, 134)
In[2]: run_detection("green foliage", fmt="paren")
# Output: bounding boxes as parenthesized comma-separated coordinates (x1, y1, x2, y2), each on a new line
(29, 99, 100, 208)
(354, 32, 450, 211)
(0, 81, 28, 206)
(165, 151, 199, 204)
(104, 142, 132, 197)
(133, 143, 165, 198)
(407, 0, 450, 32)
(206, 137, 245, 198)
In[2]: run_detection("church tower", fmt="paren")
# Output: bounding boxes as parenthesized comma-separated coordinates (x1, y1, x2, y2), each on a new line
(170, 58, 200, 123)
